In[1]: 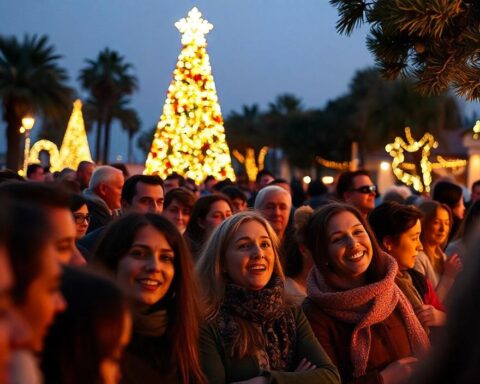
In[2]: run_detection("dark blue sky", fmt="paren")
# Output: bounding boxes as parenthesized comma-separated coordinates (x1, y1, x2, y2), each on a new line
(1, 1, 477, 163)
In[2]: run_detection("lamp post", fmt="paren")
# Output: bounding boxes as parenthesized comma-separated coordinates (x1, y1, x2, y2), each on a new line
(20, 116, 35, 176)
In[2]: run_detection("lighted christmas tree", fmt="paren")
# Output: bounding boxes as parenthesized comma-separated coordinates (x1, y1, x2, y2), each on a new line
(29, 99, 93, 171)
(144, 7, 235, 183)
(59, 99, 93, 169)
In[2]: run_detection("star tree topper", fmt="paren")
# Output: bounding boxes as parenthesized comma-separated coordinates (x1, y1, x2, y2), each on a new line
(175, 7, 213, 46)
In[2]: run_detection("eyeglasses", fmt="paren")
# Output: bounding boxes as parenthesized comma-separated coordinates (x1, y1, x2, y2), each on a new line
(73, 213, 91, 224)
(351, 185, 377, 194)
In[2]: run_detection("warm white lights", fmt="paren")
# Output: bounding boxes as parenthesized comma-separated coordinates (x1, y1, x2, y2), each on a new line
(144, 7, 235, 183)
(28, 99, 93, 171)
(175, 7, 213, 46)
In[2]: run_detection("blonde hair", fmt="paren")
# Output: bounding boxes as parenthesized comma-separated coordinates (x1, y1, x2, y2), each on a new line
(293, 205, 314, 244)
(196, 210, 285, 319)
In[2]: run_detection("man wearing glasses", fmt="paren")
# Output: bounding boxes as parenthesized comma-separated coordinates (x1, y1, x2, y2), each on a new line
(336, 170, 377, 218)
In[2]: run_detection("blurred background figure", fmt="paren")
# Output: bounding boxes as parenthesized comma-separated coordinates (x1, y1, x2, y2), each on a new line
(83, 166, 124, 233)
(220, 186, 247, 213)
(432, 181, 465, 242)
(26, 164, 45, 182)
(445, 201, 480, 262)
(415, 201, 462, 304)
(185, 194, 233, 260)
(76, 160, 95, 191)
(162, 187, 196, 234)
(6, 202, 66, 383)
(336, 170, 377, 219)
(41, 267, 131, 384)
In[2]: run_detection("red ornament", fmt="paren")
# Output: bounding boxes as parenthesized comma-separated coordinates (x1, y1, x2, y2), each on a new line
(221, 170, 226, 177)
(152, 152, 158, 159)
(212, 115, 222, 123)
(166, 161, 171, 168)
(194, 74, 202, 82)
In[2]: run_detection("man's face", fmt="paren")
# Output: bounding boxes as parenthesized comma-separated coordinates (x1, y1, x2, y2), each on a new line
(258, 191, 291, 239)
(344, 175, 376, 216)
(29, 168, 45, 182)
(77, 163, 95, 187)
(472, 185, 480, 203)
(48, 208, 77, 264)
(102, 173, 124, 210)
(126, 182, 164, 214)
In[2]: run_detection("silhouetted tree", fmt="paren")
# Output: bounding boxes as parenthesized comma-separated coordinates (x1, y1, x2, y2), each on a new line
(0, 34, 73, 170)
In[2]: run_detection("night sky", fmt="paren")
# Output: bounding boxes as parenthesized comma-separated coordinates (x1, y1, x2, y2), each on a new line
(0, 1, 476, 163)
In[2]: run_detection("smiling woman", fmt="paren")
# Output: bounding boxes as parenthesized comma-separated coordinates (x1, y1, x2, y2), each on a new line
(300, 203, 430, 384)
(93, 213, 205, 384)
(196, 211, 340, 384)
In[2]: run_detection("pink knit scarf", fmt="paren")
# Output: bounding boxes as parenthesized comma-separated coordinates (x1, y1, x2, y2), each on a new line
(306, 255, 430, 377)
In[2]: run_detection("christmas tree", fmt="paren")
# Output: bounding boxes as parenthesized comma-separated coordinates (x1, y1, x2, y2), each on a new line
(59, 99, 93, 169)
(330, 0, 480, 100)
(144, 7, 235, 183)
(29, 99, 93, 171)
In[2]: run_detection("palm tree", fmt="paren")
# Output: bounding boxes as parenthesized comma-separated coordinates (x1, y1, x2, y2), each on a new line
(78, 48, 138, 163)
(0, 34, 73, 170)
(268, 94, 303, 116)
(116, 104, 141, 163)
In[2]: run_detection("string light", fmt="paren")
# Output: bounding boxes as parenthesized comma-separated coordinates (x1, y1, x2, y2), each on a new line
(144, 7, 235, 183)
(28, 99, 93, 171)
(385, 127, 466, 192)
(315, 156, 351, 171)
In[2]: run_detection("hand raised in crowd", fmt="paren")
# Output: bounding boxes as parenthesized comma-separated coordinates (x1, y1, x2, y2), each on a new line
(444, 254, 462, 279)
(415, 304, 447, 327)
(380, 357, 418, 384)
(294, 357, 317, 372)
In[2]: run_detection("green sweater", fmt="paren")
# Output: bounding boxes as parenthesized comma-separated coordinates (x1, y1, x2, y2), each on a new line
(199, 306, 340, 384)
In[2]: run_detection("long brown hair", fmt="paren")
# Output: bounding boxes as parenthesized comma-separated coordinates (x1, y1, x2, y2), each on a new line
(94, 213, 206, 384)
(418, 201, 452, 274)
(196, 211, 285, 358)
(302, 202, 388, 288)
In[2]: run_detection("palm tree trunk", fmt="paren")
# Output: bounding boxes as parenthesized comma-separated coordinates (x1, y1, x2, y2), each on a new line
(95, 118, 102, 163)
(103, 114, 112, 164)
(3, 99, 22, 171)
(128, 131, 133, 163)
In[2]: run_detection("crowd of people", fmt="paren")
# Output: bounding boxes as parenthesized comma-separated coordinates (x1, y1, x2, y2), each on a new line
(0, 161, 479, 383)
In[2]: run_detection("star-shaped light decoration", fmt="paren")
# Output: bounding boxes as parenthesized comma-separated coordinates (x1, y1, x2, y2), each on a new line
(175, 7, 213, 46)
(385, 127, 466, 193)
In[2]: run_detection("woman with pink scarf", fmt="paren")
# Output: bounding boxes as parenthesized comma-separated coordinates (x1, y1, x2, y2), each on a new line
(301, 203, 430, 384)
